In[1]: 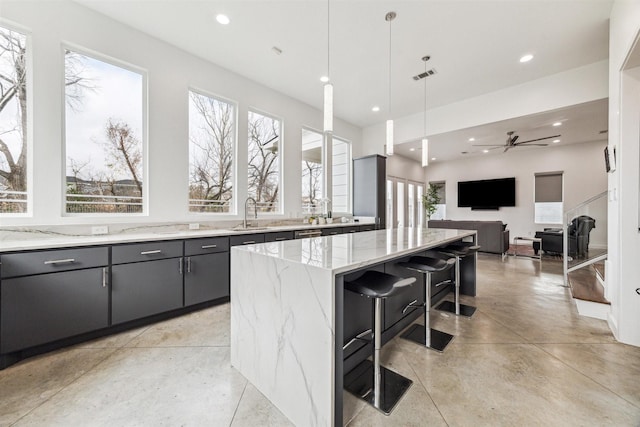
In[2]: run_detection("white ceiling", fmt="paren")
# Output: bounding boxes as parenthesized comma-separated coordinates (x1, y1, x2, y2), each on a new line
(75, 0, 612, 162)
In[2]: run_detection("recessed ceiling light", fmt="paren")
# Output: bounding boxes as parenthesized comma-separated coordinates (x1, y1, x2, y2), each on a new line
(553, 139, 560, 143)
(372, 106, 380, 112)
(320, 76, 329, 83)
(409, 148, 415, 152)
(520, 54, 533, 63)
(552, 121, 562, 127)
(483, 149, 489, 153)
(431, 157, 436, 161)
(468, 137, 475, 142)
(216, 14, 230, 25)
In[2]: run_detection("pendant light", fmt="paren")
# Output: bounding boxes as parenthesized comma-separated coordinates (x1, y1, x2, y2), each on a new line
(323, 0, 333, 133)
(385, 11, 396, 156)
(421, 55, 430, 167)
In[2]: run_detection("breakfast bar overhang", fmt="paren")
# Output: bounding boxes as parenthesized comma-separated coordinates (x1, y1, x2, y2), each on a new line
(230, 227, 477, 426)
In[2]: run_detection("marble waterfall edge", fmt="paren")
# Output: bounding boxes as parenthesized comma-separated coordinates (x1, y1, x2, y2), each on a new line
(230, 247, 334, 427)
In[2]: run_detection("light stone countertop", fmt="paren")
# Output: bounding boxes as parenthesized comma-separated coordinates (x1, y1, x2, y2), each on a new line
(232, 227, 476, 275)
(0, 220, 374, 253)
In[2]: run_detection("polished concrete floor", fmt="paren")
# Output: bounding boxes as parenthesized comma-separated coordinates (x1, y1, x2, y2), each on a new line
(2, 255, 640, 426)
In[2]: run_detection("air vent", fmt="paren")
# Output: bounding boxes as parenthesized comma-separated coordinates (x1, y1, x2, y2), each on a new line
(412, 69, 437, 81)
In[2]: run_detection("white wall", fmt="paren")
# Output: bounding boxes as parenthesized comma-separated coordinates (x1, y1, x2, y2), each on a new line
(386, 154, 425, 183)
(0, 1, 362, 227)
(361, 61, 608, 156)
(423, 140, 608, 243)
(608, 0, 640, 346)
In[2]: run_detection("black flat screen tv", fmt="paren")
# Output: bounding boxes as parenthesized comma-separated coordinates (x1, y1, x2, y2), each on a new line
(458, 177, 516, 209)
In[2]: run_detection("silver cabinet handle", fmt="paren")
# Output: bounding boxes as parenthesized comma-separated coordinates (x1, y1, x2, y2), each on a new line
(275, 237, 287, 241)
(349, 230, 356, 233)
(102, 267, 108, 288)
(297, 231, 317, 237)
(186, 257, 191, 273)
(140, 250, 162, 255)
(44, 258, 75, 265)
(179, 258, 183, 275)
(434, 279, 453, 288)
(201, 244, 217, 249)
(243, 241, 256, 244)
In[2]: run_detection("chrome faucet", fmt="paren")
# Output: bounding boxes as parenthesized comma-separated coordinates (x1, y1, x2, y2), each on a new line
(244, 197, 258, 228)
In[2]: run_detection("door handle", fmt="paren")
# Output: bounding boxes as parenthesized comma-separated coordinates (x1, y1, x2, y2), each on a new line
(187, 257, 191, 273)
(201, 244, 217, 249)
(179, 258, 183, 275)
(44, 258, 75, 265)
(102, 267, 108, 288)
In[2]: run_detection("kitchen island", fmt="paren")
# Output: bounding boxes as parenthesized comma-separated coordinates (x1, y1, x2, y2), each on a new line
(230, 227, 477, 426)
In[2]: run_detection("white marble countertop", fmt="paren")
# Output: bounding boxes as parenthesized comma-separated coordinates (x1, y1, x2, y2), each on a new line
(0, 220, 374, 253)
(232, 227, 476, 275)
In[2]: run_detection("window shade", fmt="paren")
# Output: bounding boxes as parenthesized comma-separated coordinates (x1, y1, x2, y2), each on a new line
(534, 173, 563, 203)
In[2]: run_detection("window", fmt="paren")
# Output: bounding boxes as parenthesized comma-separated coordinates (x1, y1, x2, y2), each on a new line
(0, 26, 28, 214)
(428, 181, 446, 220)
(408, 183, 415, 227)
(248, 110, 280, 213)
(534, 172, 563, 224)
(332, 137, 351, 214)
(64, 49, 144, 214)
(386, 179, 393, 229)
(188, 90, 235, 213)
(397, 181, 405, 227)
(301, 128, 322, 214)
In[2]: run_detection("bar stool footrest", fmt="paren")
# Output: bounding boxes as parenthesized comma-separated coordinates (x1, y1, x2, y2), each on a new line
(436, 300, 477, 317)
(400, 324, 454, 353)
(344, 359, 413, 415)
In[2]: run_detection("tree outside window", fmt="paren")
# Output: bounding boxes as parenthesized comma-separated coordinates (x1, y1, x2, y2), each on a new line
(0, 26, 27, 214)
(188, 91, 235, 213)
(301, 128, 322, 214)
(64, 49, 144, 214)
(248, 110, 280, 213)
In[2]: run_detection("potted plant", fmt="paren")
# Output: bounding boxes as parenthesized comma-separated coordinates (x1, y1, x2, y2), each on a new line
(422, 183, 441, 221)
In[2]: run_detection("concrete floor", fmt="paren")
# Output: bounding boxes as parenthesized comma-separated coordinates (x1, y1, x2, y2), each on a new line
(1, 254, 640, 426)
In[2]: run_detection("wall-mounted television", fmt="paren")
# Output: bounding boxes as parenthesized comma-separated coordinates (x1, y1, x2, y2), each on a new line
(458, 177, 516, 209)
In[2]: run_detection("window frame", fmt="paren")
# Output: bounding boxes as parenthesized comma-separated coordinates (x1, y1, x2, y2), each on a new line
(0, 22, 32, 217)
(61, 44, 148, 217)
(534, 172, 564, 225)
(331, 135, 352, 215)
(300, 126, 324, 214)
(247, 107, 283, 215)
(187, 87, 238, 216)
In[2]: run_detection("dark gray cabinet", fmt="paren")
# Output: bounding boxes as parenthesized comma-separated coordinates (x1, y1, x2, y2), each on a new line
(264, 231, 294, 242)
(383, 256, 425, 330)
(353, 154, 386, 229)
(342, 226, 359, 234)
(229, 233, 265, 246)
(321, 227, 343, 236)
(111, 241, 184, 325)
(0, 247, 109, 354)
(184, 237, 230, 306)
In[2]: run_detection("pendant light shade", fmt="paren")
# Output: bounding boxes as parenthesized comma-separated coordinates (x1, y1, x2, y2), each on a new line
(422, 138, 429, 167)
(324, 82, 333, 132)
(421, 55, 430, 167)
(385, 11, 396, 156)
(386, 120, 394, 156)
(323, 0, 333, 134)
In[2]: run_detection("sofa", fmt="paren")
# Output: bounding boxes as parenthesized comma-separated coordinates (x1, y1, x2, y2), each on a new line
(428, 220, 509, 255)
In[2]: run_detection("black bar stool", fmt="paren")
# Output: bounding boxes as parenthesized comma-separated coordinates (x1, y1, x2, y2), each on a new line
(437, 242, 480, 317)
(343, 270, 416, 415)
(397, 256, 456, 352)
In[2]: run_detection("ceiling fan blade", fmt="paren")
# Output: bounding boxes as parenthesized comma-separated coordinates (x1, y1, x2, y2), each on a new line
(503, 146, 511, 153)
(517, 134, 560, 144)
(515, 143, 548, 147)
(472, 144, 504, 147)
(510, 135, 519, 144)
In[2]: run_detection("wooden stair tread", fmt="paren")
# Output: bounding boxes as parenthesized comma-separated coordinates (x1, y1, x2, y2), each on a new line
(568, 268, 610, 304)
(593, 262, 605, 280)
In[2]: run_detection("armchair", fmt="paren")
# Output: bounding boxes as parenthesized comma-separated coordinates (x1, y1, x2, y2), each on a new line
(533, 216, 595, 258)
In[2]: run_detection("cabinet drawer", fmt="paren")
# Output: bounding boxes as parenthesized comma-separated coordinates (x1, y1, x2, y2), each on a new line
(1, 246, 108, 278)
(342, 226, 359, 234)
(321, 227, 343, 236)
(112, 240, 183, 264)
(229, 233, 265, 247)
(359, 225, 376, 232)
(264, 231, 294, 242)
(184, 237, 229, 256)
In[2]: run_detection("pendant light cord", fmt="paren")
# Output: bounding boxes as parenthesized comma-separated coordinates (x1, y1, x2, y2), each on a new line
(424, 60, 427, 136)
(327, 0, 330, 79)
(388, 15, 392, 118)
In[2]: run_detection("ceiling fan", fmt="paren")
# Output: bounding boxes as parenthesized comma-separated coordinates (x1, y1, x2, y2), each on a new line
(474, 131, 561, 152)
